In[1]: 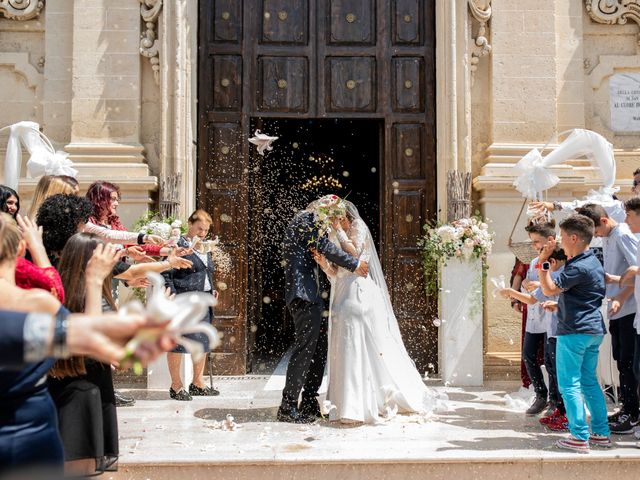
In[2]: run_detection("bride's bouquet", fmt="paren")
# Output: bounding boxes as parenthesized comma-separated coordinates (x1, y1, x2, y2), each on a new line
(418, 215, 494, 298)
(308, 194, 347, 238)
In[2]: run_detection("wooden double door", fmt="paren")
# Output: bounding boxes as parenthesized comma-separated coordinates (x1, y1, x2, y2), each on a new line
(197, 0, 438, 374)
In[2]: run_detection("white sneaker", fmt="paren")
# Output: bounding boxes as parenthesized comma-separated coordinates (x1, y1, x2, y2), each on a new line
(633, 425, 640, 440)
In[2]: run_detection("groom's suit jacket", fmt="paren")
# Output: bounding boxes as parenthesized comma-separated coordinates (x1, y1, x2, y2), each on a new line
(283, 211, 359, 306)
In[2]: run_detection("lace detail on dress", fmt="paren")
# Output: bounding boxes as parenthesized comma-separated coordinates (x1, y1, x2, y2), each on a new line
(348, 218, 370, 262)
(15, 257, 65, 302)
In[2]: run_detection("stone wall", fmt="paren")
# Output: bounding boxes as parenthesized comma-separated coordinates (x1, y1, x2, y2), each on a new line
(0, 10, 44, 179)
(0, 0, 156, 229)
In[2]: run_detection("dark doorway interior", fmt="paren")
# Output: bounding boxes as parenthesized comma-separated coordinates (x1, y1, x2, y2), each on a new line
(249, 118, 382, 372)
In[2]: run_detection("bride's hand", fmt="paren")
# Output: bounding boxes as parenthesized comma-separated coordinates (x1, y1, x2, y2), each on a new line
(311, 249, 327, 267)
(331, 218, 342, 231)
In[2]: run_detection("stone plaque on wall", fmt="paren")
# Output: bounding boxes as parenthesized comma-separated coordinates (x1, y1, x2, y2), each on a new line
(610, 73, 640, 132)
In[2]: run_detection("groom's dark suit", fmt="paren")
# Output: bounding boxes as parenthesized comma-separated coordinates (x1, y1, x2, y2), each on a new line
(281, 211, 359, 412)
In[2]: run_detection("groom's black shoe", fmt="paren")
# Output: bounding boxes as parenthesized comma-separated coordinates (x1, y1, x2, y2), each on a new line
(299, 397, 323, 418)
(277, 405, 315, 424)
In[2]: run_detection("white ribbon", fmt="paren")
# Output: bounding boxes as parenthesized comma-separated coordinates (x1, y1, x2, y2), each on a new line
(1, 121, 78, 189)
(512, 129, 616, 200)
(121, 272, 221, 365)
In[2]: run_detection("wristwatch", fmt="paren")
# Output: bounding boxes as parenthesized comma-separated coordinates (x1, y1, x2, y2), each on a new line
(541, 261, 551, 272)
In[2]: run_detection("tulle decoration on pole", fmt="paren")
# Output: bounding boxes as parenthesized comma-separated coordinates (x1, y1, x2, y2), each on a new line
(121, 272, 221, 373)
(512, 129, 616, 200)
(1, 121, 78, 189)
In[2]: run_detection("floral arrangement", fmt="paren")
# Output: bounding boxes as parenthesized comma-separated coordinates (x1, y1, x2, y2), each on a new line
(132, 211, 186, 242)
(418, 215, 494, 299)
(309, 194, 347, 239)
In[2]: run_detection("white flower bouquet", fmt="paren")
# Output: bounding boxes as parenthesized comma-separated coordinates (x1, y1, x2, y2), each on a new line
(418, 215, 494, 298)
(132, 212, 186, 243)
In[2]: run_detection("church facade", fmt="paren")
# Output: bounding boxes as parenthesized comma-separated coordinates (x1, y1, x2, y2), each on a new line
(1, 0, 639, 376)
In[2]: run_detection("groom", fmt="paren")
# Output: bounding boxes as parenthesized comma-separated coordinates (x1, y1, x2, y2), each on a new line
(278, 196, 369, 423)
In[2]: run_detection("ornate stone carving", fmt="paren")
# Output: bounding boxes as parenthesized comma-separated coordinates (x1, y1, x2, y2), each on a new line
(585, 0, 640, 27)
(0, 0, 44, 20)
(139, 0, 162, 85)
(468, 0, 492, 83)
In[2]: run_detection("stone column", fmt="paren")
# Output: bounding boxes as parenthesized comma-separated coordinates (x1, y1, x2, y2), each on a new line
(436, 0, 473, 217)
(159, 0, 199, 218)
(65, 0, 156, 227)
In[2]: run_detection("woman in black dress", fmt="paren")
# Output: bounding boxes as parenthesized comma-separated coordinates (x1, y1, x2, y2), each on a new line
(162, 209, 219, 401)
(48, 234, 121, 477)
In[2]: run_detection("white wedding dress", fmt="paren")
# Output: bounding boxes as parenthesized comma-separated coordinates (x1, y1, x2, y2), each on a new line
(324, 205, 446, 424)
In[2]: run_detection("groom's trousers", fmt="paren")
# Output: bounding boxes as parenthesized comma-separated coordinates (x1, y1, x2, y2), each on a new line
(282, 298, 328, 407)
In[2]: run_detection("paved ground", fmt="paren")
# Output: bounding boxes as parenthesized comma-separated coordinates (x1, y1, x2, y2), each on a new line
(115, 377, 640, 466)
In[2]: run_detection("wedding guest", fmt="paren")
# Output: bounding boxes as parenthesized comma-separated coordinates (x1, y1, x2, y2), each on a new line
(0, 184, 19, 218)
(510, 258, 533, 389)
(36, 194, 93, 267)
(521, 221, 556, 415)
(631, 168, 640, 196)
(85, 180, 165, 254)
(0, 213, 67, 474)
(539, 214, 610, 451)
(28, 174, 77, 219)
(0, 308, 173, 368)
(576, 203, 639, 433)
(501, 248, 568, 429)
(613, 198, 640, 447)
(48, 235, 122, 476)
(162, 209, 219, 401)
(13, 214, 65, 309)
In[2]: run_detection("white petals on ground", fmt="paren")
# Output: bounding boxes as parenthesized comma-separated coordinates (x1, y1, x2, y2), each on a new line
(248, 129, 279, 155)
(503, 386, 536, 412)
(206, 414, 241, 431)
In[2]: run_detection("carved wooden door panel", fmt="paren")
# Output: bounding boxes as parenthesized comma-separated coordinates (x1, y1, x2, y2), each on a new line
(198, 1, 248, 374)
(384, 1, 438, 372)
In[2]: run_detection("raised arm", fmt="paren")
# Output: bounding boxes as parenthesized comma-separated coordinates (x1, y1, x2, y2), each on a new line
(84, 221, 165, 246)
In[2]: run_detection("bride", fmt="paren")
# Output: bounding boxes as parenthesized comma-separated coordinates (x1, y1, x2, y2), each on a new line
(312, 199, 445, 424)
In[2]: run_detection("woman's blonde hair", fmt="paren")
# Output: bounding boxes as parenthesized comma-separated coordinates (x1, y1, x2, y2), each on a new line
(188, 209, 213, 225)
(28, 175, 77, 219)
(0, 212, 20, 264)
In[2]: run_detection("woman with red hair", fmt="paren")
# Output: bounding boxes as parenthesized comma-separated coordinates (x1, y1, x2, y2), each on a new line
(85, 181, 165, 258)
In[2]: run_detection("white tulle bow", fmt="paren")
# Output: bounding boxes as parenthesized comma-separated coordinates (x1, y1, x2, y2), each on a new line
(121, 272, 220, 369)
(512, 129, 616, 200)
(248, 129, 278, 155)
(1, 121, 78, 188)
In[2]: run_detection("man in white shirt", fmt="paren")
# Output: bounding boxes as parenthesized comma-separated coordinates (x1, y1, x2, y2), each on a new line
(577, 203, 639, 433)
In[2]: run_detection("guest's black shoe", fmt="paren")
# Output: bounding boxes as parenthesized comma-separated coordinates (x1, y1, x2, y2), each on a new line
(609, 413, 639, 434)
(277, 405, 315, 424)
(114, 390, 135, 407)
(189, 383, 220, 396)
(526, 396, 548, 415)
(299, 397, 323, 418)
(169, 387, 192, 401)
